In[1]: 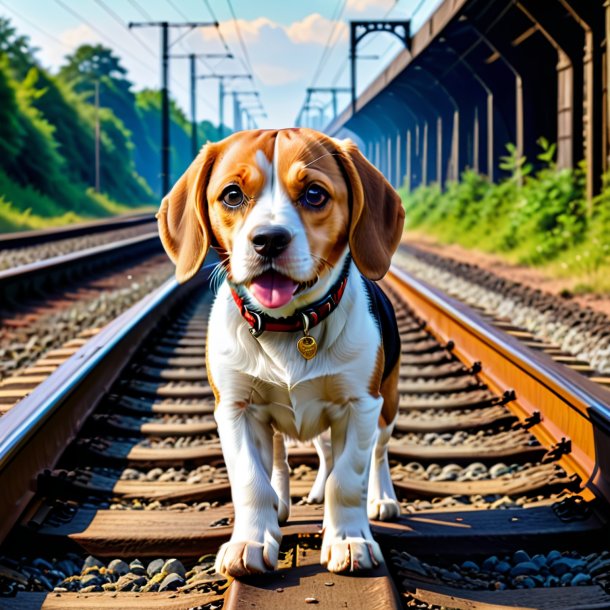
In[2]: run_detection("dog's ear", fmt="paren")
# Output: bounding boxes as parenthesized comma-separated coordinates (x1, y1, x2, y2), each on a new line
(157, 143, 218, 283)
(336, 139, 405, 280)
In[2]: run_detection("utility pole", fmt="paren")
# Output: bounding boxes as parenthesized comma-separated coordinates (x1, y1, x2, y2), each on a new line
(161, 23, 169, 194)
(232, 92, 242, 131)
(128, 20, 216, 195)
(94, 79, 100, 193)
(306, 87, 351, 121)
(247, 111, 267, 128)
(170, 53, 232, 157)
(349, 21, 410, 114)
(230, 91, 261, 132)
(219, 79, 225, 137)
(189, 54, 196, 156)
(303, 104, 326, 130)
(199, 74, 253, 138)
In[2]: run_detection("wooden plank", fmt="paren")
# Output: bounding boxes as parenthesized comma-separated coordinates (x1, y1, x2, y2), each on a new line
(394, 406, 514, 433)
(392, 464, 575, 497)
(6, 591, 223, 610)
(225, 548, 402, 610)
(397, 376, 480, 393)
(79, 441, 317, 465)
(34, 505, 324, 557)
(31, 502, 603, 559)
(401, 576, 610, 609)
(388, 442, 544, 462)
(399, 389, 496, 410)
(372, 505, 603, 554)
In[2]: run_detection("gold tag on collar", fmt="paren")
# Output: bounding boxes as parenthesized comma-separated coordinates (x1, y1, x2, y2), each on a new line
(297, 335, 317, 360)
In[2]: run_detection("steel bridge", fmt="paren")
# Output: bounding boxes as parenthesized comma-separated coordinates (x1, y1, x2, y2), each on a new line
(310, 0, 607, 200)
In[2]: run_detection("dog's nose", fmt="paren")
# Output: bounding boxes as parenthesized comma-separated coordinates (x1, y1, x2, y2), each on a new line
(251, 226, 292, 258)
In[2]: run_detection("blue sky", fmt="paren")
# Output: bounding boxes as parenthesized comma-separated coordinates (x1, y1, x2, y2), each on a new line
(1, 0, 442, 129)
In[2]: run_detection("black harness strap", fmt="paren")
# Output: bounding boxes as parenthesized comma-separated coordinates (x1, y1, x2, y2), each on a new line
(362, 277, 400, 381)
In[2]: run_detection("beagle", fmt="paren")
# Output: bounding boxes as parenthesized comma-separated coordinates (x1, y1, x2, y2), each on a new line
(157, 128, 405, 577)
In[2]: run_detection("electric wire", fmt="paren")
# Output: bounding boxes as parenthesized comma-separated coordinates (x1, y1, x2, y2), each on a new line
(309, 0, 348, 89)
(165, 0, 191, 22)
(94, 0, 157, 56)
(53, 0, 158, 77)
(0, 0, 72, 50)
(128, 0, 153, 21)
(203, 0, 232, 55)
(225, 0, 254, 76)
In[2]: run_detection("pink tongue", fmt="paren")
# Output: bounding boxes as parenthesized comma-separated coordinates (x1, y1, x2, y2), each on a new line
(249, 270, 297, 309)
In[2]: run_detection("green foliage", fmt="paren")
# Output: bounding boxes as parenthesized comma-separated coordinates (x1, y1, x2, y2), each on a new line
(0, 17, 36, 79)
(401, 140, 594, 268)
(0, 167, 141, 231)
(0, 20, 228, 231)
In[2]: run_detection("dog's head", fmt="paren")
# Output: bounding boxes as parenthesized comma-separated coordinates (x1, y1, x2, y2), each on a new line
(157, 128, 404, 314)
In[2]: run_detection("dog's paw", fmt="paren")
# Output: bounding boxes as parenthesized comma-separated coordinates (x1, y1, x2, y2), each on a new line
(215, 539, 279, 578)
(306, 481, 324, 504)
(306, 489, 324, 504)
(321, 536, 384, 573)
(277, 498, 290, 524)
(368, 498, 401, 521)
(306, 466, 328, 504)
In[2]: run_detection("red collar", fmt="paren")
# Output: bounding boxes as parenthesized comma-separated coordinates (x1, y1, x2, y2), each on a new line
(230, 266, 350, 337)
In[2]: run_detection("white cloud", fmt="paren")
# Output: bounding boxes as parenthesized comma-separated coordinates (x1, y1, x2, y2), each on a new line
(285, 13, 347, 45)
(204, 14, 346, 48)
(346, 0, 395, 12)
(207, 17, 281, 45)
(195, 14, 346, 87)
(256, 63, 303, 85)
(59, 24, 103, 48)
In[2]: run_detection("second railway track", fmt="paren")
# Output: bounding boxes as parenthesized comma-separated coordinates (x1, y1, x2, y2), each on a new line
(0, 261, 610, 609)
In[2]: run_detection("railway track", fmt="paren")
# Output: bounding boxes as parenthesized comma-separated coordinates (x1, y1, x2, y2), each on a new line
(0, 231, 162, 305)
(0, 220, 170, 415)
(0, 213, 155, 251)
(395, 245, 610, 382)
(1, 261, 610, 609)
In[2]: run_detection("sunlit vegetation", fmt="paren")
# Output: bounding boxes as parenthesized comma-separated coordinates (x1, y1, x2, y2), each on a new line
(400, 139, 610, 293)
(0, 18, 226, 232)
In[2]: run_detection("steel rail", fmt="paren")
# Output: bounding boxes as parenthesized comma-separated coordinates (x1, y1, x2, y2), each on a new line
(0, 213, 156, 249)
(0, 232, 163, 301)
(386, 264, 610, 501)
(0, 265, 211, 542)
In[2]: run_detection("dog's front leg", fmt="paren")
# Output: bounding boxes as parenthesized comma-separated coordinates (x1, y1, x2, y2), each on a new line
(321, 396, 385, 573)
(214, 401, 282, 577)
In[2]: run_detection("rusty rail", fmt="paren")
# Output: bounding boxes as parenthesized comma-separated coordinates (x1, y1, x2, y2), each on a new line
(385, 264, 610, 502)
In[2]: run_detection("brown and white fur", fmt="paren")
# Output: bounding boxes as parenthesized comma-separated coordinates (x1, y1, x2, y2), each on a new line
(157, 128, 405, 577)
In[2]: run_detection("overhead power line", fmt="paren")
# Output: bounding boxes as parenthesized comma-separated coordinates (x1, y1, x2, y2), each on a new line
(222, 0, 266, 117)
(127, 0, 152, 21)
(54, 0, 158, 77)
(129, 20, 217, 193)
(309, 0, 348, 89)
(202, 0, 232, 55)
(165, 0, 190, 22)
(0, 0, 72, 50)
(225, 0, 254, 76)
(93, 0, 157, 56)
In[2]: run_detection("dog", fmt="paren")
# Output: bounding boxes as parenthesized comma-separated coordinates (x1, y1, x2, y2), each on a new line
(157, 128, 405, 577)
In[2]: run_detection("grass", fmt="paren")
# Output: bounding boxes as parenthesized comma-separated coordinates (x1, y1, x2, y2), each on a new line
(400, 142, 610, 295)
(0, 168, 156, 232)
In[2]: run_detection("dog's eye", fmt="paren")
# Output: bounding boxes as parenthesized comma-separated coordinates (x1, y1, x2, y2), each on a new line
(300, 184, 329, 208)
(222, 186, 245, 208)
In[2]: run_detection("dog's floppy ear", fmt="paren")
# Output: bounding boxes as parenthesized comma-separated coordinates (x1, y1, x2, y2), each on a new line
(156, 143, 218, 283)
(336, 139, 405, 280)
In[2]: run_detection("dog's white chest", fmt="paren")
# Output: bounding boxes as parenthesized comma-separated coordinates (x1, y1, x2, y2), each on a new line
(207, 275, 381, 440)
(250, 375, 350, 441)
